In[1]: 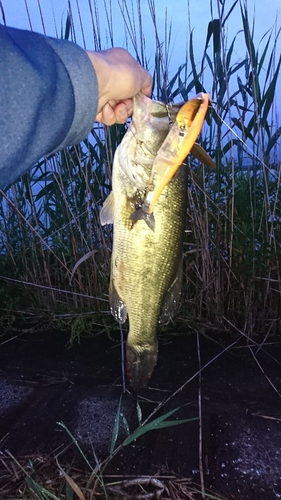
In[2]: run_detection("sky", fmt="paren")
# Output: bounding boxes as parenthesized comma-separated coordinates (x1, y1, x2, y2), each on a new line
(1, 0, 280, 81)
(1, 0, 281, 159)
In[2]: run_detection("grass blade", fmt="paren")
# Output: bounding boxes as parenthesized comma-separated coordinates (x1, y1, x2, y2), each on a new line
(124, 407, 198, 445)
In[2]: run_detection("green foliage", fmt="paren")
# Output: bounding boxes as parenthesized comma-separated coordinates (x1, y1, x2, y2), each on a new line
(123, 406, 197, 445)
(110, 395, 123, 455)
(0, 0, 280, 338)
(109, 396, 196, 455)
(3, 3, 276, 499)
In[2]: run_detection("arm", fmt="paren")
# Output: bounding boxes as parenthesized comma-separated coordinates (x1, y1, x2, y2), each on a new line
(0, 24, 98, 188)
(0, 25, 152, 188)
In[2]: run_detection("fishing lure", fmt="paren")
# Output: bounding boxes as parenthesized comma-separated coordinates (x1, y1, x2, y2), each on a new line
(141, 92, 214, 216)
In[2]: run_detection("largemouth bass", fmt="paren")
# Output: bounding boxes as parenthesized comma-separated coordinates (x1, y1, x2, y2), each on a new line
(100, 92, 213, 390)
(134, 92, 215, 222)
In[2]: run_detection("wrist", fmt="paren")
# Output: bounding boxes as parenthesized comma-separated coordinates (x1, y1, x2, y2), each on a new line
(86, 50, 111, 110)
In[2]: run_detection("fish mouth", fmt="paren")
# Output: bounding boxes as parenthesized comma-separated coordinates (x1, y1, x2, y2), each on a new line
(126, 343, 158, 391)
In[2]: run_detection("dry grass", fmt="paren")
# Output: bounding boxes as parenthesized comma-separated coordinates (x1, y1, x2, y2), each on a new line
(0, 0, 280, 339)
(0, 451, 227, 499)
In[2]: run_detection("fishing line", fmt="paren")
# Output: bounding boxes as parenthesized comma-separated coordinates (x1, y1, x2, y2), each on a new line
(0, 275, 108, 301)
(209, 100, 272, 172)
(119, 322, 126, 394)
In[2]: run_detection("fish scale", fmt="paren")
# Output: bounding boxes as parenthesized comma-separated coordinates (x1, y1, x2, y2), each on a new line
(100, 92, 213, 390)
(110, 132, 186, 389)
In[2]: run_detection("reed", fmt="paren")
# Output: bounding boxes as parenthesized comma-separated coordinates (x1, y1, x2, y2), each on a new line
(0, 0, 280, 338)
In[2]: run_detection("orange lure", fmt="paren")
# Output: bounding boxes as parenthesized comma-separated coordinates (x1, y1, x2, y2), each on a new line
(142, 92, 214, 215)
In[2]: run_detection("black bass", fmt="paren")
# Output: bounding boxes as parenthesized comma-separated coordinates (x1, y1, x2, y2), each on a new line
(132, 92, 215, 225)
(100, 92, 213, 390)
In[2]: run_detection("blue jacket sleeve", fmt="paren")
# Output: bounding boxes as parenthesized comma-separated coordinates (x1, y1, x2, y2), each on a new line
(0, 25, 98, 188)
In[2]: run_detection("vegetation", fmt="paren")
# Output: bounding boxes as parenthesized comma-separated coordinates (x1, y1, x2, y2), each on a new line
(0, 0, 280, 342)
(0, 1, 280, 498)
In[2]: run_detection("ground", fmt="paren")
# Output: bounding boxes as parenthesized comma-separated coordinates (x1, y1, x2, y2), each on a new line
(0, 326, 281, 499)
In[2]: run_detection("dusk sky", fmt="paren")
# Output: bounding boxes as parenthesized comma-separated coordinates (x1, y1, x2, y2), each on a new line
(2, 0, 280, 164)
(1, 0, 280, 83)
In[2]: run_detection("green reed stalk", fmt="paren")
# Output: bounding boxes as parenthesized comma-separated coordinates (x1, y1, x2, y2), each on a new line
(0, 0, 280, 337)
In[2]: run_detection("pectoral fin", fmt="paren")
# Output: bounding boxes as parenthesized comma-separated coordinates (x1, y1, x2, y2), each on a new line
(109, 281, 128, 324)
(190, 143, 216, 167)
(100, 191, 114, 226)
(159, 259, 183, 324)
(130, 207, 155, 231)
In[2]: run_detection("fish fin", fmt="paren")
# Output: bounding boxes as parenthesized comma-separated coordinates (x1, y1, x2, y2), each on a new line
(118, 144, 147, 191)
(190, 143, 216, 168)
(130, 208, 155, 231)
(109, 282, 127, 324)
(126, 341, 158, 391)
(159, 259, 183, 324)
(100, 192, 114, 226)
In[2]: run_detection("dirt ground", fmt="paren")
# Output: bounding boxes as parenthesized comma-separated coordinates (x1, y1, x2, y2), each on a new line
(0, 326, 281, 499)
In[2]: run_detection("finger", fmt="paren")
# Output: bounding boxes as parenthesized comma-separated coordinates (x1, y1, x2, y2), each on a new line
(110, 99, 131, 123)
(96, 102, 115, 126)
(114, 102, 131, 123)
(140, 71, 153, 97)
(97, 101, 133, 125)
(105, 98, 132, 119)
(140, 70, 153, 97)
(142, 84, 153, 97)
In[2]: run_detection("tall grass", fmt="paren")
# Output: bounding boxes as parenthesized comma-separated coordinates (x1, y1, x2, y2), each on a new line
(0, 0, 280, 337)
(182, 1, 281, 334)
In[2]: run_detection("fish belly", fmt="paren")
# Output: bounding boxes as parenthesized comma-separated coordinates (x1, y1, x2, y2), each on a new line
(111, 153, 187, 389)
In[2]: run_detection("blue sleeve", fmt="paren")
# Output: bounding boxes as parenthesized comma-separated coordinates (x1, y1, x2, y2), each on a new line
(0, 25, 98, 188)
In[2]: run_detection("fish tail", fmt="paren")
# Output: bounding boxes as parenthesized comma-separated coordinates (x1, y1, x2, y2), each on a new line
(126, 343, 158, 391)
(130, 208, 155, 231)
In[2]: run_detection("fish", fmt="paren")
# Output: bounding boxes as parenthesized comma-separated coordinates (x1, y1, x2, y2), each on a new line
(100, 92, 214, 390)
(130, 92, 215, 229)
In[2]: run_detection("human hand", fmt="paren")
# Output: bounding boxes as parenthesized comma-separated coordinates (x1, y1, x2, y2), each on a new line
(86, 48, 152, 126)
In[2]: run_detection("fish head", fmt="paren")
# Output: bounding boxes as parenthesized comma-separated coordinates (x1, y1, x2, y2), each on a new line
(132, 93, 177, 154)
(126, 341, 158, 391)
(117, 92, 178, 193)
